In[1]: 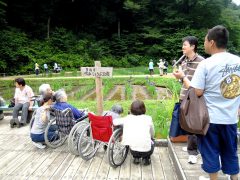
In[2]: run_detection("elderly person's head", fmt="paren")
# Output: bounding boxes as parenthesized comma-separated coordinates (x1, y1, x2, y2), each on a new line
(130, 100, 146, 115)
(111, 104, 123, 115)
(39, 84, 53, 95)
(54, 89, 67, 102)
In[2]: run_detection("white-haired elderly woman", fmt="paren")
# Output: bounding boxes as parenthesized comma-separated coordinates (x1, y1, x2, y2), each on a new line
(39, 84, 54, 96)
(38, 84, 54, 106)
(53, 89, 84, 119)
(102, 104, 123, 120)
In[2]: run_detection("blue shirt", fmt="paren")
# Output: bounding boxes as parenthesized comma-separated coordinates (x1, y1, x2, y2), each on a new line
(149, 62, 154, 69)
(53, 102, 83, 120)
(191, 52, 240, 124)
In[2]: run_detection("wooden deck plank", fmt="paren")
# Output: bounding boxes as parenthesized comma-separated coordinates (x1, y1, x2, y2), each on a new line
(84, 148, 106, 179)
(0, 117, 178, 180)
(118, 152, 131, 179)
(159, 148, 177, 180)
(5, 150, 45, 179)
(95, 149, 110, 180)
(26, 150, 64, 179)
(130, 155, 142, 179)
(151, 147, 164, 180)
(40, 152, 69, 180)
(61, 156, 84, 180)
(0, 150, 35, 178)
(107, 161, 121, 179)
(50, 153, 76, 180)
(72, 157, 93, 180)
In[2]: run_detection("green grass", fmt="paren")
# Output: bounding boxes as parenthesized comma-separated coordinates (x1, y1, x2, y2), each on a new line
(0, 67, 180, 138)
(68, 99, 176, 138)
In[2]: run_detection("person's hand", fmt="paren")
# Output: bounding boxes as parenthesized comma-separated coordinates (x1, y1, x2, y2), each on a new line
(173, 70, 185, 80)
(29, 106, 33, 111)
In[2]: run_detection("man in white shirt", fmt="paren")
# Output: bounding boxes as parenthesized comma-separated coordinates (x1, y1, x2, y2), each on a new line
(11, 78, 34, 128)
(191, 25, 240, 180)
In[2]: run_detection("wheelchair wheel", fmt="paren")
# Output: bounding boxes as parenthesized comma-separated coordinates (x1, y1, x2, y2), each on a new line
(44, 117, 67, 148)
(78, 124, 99, 160)
(107, 128, 129, 168)
(68, 120, 89, 155)
(29, 110, 37, 131)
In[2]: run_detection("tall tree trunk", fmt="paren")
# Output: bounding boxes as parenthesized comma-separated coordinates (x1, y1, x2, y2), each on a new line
(118, 19, 120, 38)
(47, 16, 51, 39)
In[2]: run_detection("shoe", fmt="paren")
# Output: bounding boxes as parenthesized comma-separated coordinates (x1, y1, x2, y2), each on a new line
(199, 176, 210, 180)
(33, 142, 46, 149)
(182, 146, 188, 152)
(188, 155, 198, 164)
(10, 119, 16, 128)
(17, 123, 25, 128)
(142, 158, 151, 166)
(133, 158, 140, 165)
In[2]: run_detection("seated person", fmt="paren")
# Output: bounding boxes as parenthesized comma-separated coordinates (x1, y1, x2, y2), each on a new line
(0, 96, 5, 120)
(30, 93, 57, 149)
(53, 89, 84, 120)
(113, 100, 155, 166)
(11, 77, 34, 128)
(102, 104, 123, 120)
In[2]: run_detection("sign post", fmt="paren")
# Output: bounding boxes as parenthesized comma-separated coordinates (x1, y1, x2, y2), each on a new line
(81, 61, 112, 115)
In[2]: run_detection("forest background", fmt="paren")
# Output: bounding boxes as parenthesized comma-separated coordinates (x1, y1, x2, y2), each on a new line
(0, 0, 240, 75)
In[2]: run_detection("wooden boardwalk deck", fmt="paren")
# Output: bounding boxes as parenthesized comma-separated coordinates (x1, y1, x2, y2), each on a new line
(0, 116, 177, 180)
(168, 139, 240, 180)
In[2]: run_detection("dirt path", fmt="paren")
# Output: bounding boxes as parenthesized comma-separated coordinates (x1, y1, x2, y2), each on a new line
(156, 87, 172, 100)
(105, 85, 125, 101)
(80, 89, 96, 101)
(67, 86, 81, 98)
(132, 85, 150, 100)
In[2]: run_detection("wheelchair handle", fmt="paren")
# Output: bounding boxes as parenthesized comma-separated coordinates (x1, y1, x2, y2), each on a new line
(62, 108, 71, 116)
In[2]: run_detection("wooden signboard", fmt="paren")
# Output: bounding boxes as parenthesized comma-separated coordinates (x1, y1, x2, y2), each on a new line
(81, 62, 113, 115)
(81, 67, 113, 77)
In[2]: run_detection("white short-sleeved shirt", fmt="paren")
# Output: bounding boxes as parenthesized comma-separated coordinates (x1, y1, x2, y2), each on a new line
(113, 114, 154, 152)
(191, 52, 240, 124)
(14, 85, 34, 104)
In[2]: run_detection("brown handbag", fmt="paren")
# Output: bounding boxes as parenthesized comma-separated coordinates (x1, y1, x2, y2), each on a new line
(180, 87, 210, 135)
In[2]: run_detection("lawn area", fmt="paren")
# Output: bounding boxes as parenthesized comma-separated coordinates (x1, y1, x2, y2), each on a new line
(0, 67, 179, 138)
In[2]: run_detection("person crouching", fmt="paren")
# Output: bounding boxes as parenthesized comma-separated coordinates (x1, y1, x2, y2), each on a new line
(113, 100, 155, 165)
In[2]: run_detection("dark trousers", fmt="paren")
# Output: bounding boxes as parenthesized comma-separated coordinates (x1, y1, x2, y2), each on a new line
(12, 102, 30, 124)
(187, 134, 198, 155)
(130, 143, 154, 160)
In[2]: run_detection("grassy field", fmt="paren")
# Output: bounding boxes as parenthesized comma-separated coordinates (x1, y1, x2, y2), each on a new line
(0, 67, 179, 138)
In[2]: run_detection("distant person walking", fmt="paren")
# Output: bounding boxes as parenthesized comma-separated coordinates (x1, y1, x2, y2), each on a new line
(35, 63, 39, 76)
(54, 63, 58, 73)
(163, 60, 168, 75)
(43, 63, 48, 74)
(157, 59, 165, 76)
(148, 59, 154, 75)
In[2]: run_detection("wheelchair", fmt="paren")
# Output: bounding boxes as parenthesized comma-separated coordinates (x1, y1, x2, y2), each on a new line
(44, 108, 88, 149)
(77, 112, 129, 168)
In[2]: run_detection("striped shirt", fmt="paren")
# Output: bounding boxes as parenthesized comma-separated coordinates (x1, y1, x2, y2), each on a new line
(179, 54, 204, 100)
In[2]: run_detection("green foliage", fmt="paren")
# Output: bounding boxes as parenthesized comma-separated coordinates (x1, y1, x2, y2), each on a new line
(0, 0, 240, 74)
